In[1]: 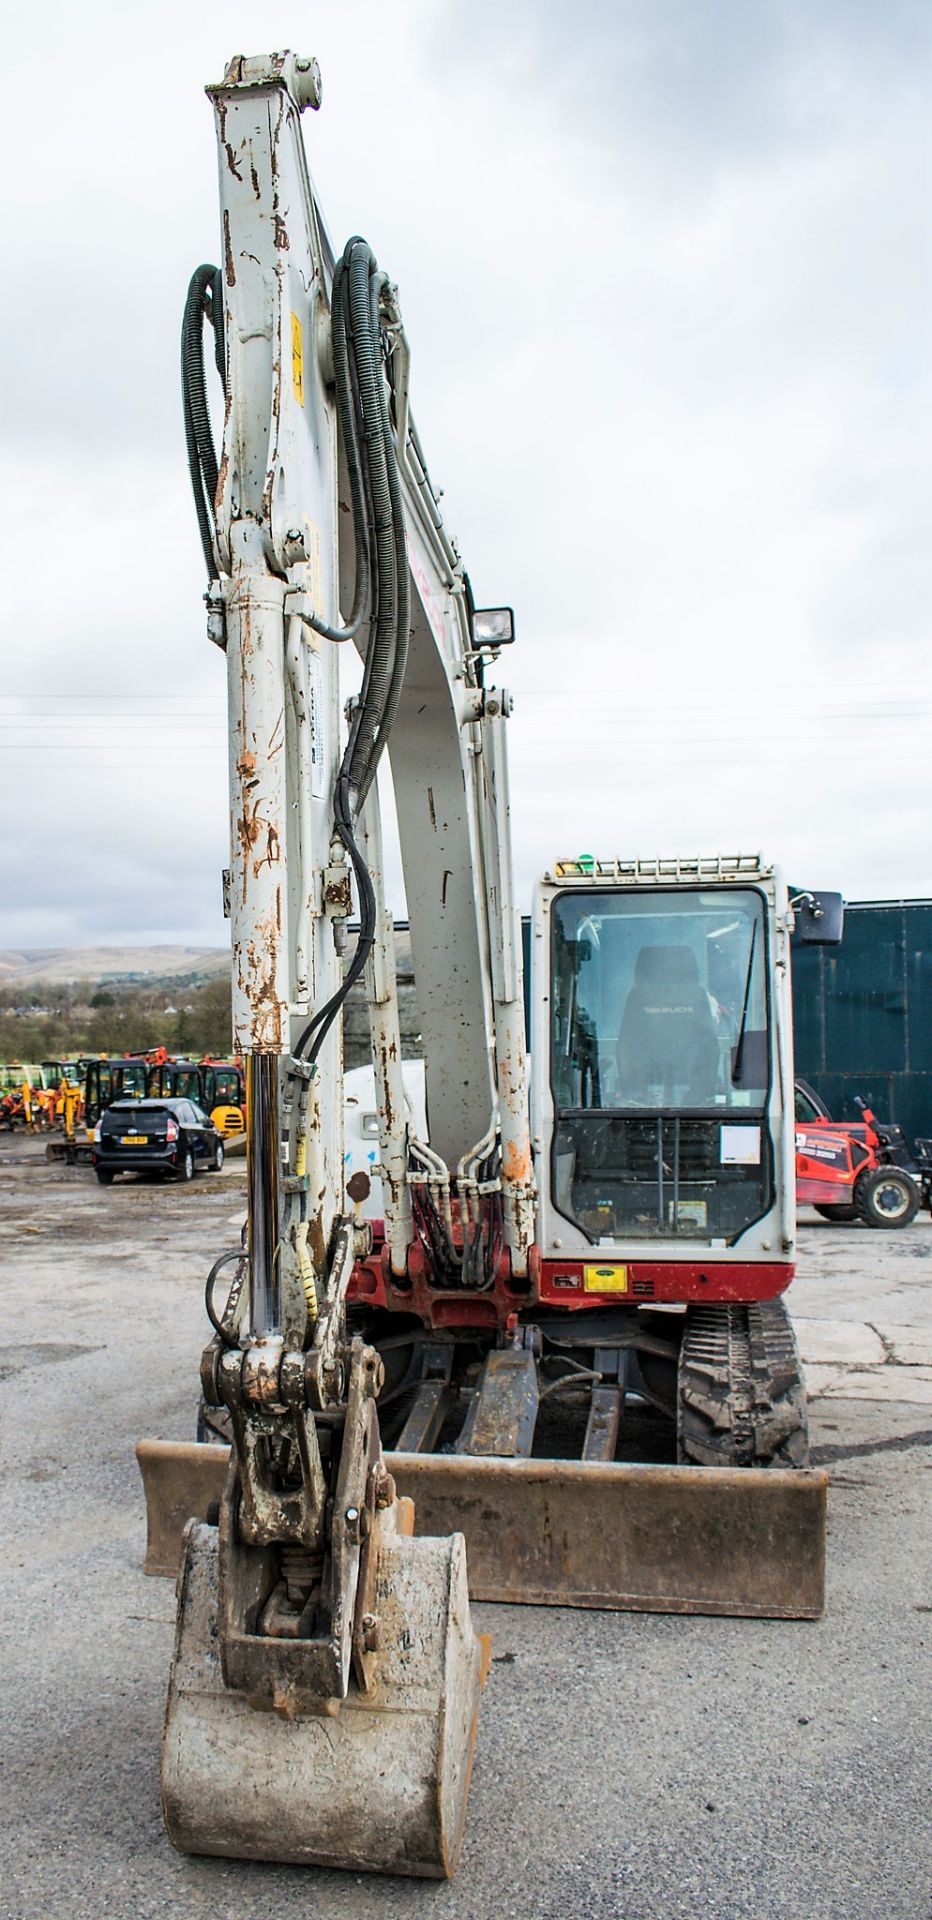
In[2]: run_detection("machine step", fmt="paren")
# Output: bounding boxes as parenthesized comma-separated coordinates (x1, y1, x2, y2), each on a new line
(458, 1347, 540, 1456)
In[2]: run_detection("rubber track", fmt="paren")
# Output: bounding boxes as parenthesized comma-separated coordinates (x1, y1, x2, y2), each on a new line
(677, 1298, 810, 1468)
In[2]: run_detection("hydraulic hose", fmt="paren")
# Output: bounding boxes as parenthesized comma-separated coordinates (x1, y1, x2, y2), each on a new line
(204, 1245, 246, 1347)
(343, 244, 398, 803)
(178, 239, 408, 1082)
(293, 235, 410, 1066)
(357, 263, 410, 808)
(181, 265, 225, 584)
(297, 252, 371, 644)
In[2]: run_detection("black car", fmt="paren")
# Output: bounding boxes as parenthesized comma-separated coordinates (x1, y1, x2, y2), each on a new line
(93, 1097, 225, 1185)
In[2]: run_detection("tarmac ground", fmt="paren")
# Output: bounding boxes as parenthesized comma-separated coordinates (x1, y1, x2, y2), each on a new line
(1, 1137, 930, 1920)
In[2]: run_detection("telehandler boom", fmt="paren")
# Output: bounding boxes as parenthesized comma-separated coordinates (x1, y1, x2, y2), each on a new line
(142, 46, 837, 1880)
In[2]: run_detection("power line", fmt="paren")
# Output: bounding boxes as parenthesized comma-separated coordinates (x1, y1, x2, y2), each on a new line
(4, 748, 932, 772)
(3, 700, 931, 724)
(0, 687, 220, 695)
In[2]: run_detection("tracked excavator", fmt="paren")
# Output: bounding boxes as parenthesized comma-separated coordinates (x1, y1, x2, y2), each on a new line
(140, 48, 841, 1880)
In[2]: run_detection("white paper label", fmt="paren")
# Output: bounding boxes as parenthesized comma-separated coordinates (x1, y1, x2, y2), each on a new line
(720, 1124, 761, 1165)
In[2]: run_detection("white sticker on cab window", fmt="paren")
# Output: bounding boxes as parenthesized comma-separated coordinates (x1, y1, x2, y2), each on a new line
(720, 1124, 761, 1165)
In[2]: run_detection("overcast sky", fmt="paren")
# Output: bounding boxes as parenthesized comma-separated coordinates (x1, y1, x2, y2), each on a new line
(2, 0, 930, 949)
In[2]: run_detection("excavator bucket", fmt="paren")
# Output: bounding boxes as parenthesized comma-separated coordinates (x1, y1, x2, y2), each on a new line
(137, 1440, 826, 1620)
(161, 1510, 487, 1879)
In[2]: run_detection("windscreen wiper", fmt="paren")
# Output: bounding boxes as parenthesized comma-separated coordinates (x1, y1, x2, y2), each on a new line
(731, 922, 758, 1085)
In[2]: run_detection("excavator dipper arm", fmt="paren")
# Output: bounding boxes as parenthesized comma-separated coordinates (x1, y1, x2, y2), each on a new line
(160, 49, 488, 1878)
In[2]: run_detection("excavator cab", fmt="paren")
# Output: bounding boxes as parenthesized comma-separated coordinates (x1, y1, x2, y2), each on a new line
(84, 1056, 148, 1129)
(202, 1062, 246, 1141)
(539, 862, 780, 1252)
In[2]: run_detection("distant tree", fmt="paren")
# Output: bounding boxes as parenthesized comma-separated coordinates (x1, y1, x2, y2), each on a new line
(194, 976, 234, 1057)
(0, 965, 234, 1067)
(173, 1008, 194, 1055)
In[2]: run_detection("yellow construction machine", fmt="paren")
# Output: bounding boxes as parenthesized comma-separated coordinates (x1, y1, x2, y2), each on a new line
(138, 47, 840, 1881)
(44, 1076, 84, 1163)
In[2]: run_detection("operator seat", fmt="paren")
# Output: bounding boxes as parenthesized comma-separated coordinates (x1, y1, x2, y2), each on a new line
(616, 944, 720, 1104)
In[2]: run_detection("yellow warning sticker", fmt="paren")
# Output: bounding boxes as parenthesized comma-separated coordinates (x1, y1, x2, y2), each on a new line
(584, 1264, 628, 1294)
(291, 311, 304, 405)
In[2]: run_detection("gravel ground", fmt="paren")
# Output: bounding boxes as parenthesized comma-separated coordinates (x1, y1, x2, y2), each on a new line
(1, 1143, 930, 1920)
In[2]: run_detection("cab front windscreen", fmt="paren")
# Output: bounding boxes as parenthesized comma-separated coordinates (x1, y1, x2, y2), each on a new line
(550, 887, 773, 1243)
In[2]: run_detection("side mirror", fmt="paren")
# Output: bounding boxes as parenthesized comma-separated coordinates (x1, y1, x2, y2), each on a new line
(791, 890, 845, 946)
(471, 606, 515, 649)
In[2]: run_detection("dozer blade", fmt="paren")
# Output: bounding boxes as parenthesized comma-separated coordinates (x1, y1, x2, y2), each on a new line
(138, 1439, 826, 1618)
(137, 1439, 229, 1575)
(390, 1453, 827, 1619)
(161, 1517, 487, 1879)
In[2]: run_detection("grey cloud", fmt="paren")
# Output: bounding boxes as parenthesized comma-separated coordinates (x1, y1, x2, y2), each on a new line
(2, 2, 930, 943)
(427, 0, 932, 183)
(0, 801, 229, 949)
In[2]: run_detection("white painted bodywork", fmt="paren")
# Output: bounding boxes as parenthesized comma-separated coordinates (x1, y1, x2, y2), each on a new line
(344, 1059, 427, 1217)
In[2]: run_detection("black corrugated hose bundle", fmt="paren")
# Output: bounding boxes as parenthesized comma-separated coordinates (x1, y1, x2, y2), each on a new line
(181, 265, 225, 585)
(180, 238, 409, 1068)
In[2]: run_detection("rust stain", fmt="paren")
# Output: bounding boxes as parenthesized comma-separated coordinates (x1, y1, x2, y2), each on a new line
(377, 1041, 395, 1134)
(249, 822, 280, 877)
(224, 141, 243, 181)
(250, 158, 260, 199)
(240, 932, 286, 1050)
(427, 787, 437, 831)
(236, 772, 280, 881)
(268, 95, 289, 251)
(324, 869, 353, 913)
(502, 1139, 532, 1185)
(261, 349, 283, 524)
(307, 1207, 327, 1274)
(223, 209, 236, 287)
(441, 869, 452, 907)
(237, 797, 262, 861)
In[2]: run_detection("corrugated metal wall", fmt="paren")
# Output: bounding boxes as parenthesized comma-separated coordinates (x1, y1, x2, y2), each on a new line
(792, 901, 932, 1138)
